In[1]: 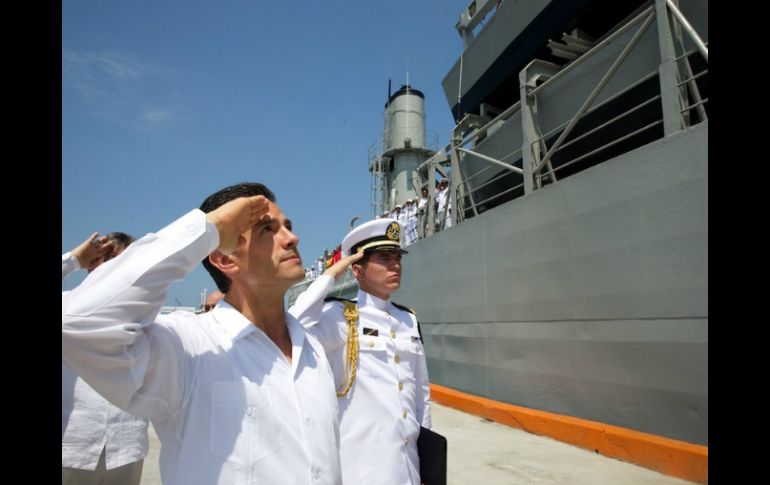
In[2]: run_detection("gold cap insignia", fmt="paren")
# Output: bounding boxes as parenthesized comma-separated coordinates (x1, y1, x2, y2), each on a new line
(386, 222, 400, 241)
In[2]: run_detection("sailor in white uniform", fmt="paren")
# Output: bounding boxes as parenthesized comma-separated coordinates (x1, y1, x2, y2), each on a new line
(290, 218, 432, 485)
(435, 179, 452, 230)
(404, 198, 418, 246)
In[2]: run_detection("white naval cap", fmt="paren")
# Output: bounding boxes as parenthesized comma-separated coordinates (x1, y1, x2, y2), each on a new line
(341, 218, 408, 257)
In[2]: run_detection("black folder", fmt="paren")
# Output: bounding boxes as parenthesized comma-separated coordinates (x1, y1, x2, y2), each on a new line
(417, 426, 447, 485)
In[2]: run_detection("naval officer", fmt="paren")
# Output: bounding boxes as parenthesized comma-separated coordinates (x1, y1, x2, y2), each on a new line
(290, 218, 432, 485)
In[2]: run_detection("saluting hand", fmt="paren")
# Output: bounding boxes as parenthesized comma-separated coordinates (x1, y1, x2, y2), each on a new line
(71, 232, 117, 272)
(323, 251, 364, 280)
(206, 195, 271, 255)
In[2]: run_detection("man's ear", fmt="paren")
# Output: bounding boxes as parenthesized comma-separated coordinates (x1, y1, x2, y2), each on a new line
(208, 250, 238, 275)
(351, 261, 364, 279)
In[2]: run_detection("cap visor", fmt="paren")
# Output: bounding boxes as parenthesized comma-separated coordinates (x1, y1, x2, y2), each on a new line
(364, 246, 408, 255)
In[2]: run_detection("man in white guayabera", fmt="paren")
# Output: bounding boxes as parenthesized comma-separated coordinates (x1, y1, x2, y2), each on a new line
(62, 182, 347, 485)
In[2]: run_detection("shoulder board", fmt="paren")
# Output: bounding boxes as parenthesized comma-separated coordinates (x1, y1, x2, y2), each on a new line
(392, 302, 422, 342)
(391, 302, 416, 315)
(324, 296, 357, 304)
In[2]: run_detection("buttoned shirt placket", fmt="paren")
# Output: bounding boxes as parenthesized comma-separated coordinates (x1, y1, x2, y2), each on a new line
(384, 304, 418, 484)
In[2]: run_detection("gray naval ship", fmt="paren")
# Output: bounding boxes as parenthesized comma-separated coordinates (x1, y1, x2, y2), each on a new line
(289, 0, 707, 479)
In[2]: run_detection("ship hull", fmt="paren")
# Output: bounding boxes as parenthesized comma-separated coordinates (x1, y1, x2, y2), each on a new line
(395, 122, 707, 446)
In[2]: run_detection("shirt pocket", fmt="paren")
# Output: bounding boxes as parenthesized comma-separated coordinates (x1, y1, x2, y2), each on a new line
(398, 334, 424, 377)
(358, 333, 387, 352)
(357, 334, 389, 379)
(209, 380, 285, 464)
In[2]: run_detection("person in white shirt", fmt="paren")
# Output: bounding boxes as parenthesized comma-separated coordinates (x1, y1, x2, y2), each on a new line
(62, 182, 344, 485)
(405, 198, 418, 246)
(62, 231, 149, 485)
(290, 218, 432, 485)
(396, 204, 410, 247)
(417, 187, 429, 239)
(435, 179, 453, 230)
(402, 200, 411, 246)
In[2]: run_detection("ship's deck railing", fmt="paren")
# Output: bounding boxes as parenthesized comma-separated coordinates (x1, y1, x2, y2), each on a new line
(427, 0, 708, 228)
(528, 1, 707, 186)
(528, 71, 664, 187)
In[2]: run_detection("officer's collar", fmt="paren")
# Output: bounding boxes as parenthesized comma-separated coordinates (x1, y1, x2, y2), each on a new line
(357, 288, 390, 311)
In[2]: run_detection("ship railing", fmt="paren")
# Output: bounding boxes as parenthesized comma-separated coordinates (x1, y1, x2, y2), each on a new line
(435, 0, 707, 229)
(522, 0, 707, 192)
(665, 0, 707, 62)
(445, 2, 661, 218)
(526, 7, 659, 185)
(460, 162, 526, 212)
(528, 72, 664, 186)
(440, 94, 530, 225)
(528, 48, 707, 186)
(526, 65, 705, 188)
(675, 44, 708, 126)
(407, 100, 529, 229)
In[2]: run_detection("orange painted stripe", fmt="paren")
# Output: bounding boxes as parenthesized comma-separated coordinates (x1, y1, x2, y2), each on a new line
(430, 383, 708, 484)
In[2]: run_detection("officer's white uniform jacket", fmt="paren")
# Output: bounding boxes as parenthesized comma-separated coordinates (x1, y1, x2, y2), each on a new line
(62, 209, 342, 485)
(290, 275, 432, 485)
(61, 252, 149, 471)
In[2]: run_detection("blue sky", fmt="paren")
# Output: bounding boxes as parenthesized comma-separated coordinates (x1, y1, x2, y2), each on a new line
(62, 0, 471, 306)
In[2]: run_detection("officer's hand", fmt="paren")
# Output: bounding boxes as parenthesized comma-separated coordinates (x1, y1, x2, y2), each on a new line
(207, 195, 270, 255)
(323, 251, 364, 280)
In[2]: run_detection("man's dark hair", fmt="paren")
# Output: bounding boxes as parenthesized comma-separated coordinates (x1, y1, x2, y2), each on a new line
(105, 232, 135, 248)
(199, 182, 276, 293)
